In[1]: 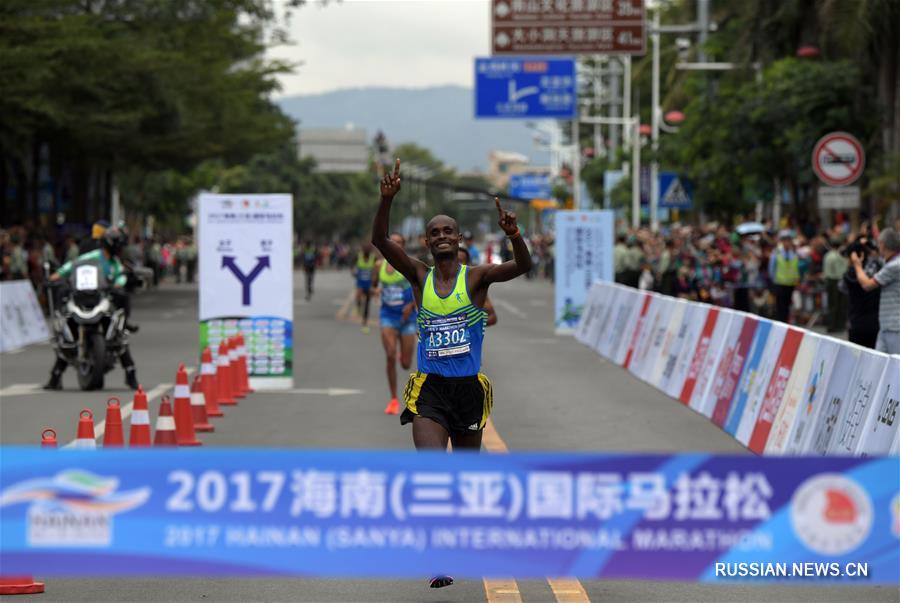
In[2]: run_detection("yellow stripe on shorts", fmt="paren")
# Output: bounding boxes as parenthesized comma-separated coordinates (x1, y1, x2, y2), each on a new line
(477, 372, 493, 429)
(403, 372, 427, 414)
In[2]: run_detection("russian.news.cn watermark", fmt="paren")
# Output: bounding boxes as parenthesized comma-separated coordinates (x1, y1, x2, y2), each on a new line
(715, 562, 870, 579)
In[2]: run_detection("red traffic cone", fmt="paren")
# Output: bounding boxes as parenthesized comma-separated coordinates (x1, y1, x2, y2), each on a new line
(153, 396, 177, 447)
(41, 428, 57, 448)
(129, 386, 152, 447)
(102, 397, 124, 447)
(237, 333, 253, 394)
(190, 375, 214, 433)
(201, 347, 223, 418)
(217, 340, 236, 405)
(173, 364, 201, 446)
(229, 337, 245, 399)
(74, 409, 96, 449)
(0, 576, 45, 595)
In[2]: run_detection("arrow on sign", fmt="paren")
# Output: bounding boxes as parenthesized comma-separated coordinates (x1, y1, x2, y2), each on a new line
(222, 256, 270, 306)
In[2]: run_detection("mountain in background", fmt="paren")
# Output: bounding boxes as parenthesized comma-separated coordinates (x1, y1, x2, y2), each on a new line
(275, 85, 549, 172)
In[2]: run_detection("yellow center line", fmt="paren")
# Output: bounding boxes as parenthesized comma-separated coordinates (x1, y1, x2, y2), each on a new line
(546, 578, 590, 602)
(481, 418, 591, 603)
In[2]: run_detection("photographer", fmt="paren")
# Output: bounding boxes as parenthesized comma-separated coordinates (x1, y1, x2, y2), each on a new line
(850, 227, 900, 354)
(842, 236, 881, 348)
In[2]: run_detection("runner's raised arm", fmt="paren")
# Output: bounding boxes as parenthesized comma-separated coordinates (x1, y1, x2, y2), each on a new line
(372, 158, 427, 288)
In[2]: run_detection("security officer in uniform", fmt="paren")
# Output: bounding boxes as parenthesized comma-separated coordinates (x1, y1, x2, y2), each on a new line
(44, 227, 140, 390)
(769, 230, 800, 323)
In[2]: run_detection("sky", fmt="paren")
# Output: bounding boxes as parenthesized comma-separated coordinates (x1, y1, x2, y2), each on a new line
(267, 0, 491, 97)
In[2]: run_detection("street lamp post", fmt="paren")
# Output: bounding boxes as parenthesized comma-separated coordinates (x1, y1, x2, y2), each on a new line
(579, 115, 641, 228)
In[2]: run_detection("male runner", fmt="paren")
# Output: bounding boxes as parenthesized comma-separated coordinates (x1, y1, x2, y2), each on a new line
(354, 243, 376, 333)
(372, 233, 418, 415)
(373, 159, 530, 588)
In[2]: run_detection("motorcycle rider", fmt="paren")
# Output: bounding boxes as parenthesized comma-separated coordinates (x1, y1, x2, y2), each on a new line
(43, 226, 140, 391)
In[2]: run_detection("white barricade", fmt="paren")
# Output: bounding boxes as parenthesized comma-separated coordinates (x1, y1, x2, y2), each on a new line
(573, 281, 898, 457)
(0, 280, 50, 353)
(856, 356, 900, 456)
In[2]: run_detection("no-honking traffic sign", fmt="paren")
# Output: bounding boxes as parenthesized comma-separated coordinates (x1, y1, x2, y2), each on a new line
(811, 132, 865, 187)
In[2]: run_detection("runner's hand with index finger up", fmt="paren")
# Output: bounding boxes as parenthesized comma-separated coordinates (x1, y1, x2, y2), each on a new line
(495, 196, 519, 236)
(380, 158, 402, 199)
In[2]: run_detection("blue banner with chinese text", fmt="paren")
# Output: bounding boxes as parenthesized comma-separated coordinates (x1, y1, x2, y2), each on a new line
(1, 448, 897, 583)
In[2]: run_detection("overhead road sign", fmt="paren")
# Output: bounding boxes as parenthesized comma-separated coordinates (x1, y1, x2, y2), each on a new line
(475, 57, 577, 119)
(812, 132, 865, 187)
(492, 0, 645, 55)
(508, 173, 552, 199)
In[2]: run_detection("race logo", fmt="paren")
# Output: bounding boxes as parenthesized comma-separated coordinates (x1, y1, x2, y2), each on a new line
(0, 470, 150, 547)
(791, 474, 873, 555)
(221, 200, 233, 209)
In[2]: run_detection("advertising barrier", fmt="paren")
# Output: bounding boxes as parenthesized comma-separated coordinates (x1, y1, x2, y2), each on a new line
(0, 280, 50, 353)
(1, 448, 897, 584)
(573, 281, 900, 461)
(198, 193, 294, 390)
(856, 356, 900, 456)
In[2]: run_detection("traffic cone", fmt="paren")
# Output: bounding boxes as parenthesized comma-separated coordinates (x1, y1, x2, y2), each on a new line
(41, 428, 57, 448)
(102, 397, 124, 447)
(0, 577, 45, 595)
(129, 386, 152, 447)
(217, 340, 236, 405)
(229, 337, 245, 399)
(190, 375, 214, 433)
(173, 364, 201, 446)
(74, 409, 96, 449)
(237, 333, 253, 394)
(200, 347, 223, 417)
(153, 396, 177, 447)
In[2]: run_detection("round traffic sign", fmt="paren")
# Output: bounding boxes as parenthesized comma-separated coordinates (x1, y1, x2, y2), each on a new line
(812, 132, 865, 186)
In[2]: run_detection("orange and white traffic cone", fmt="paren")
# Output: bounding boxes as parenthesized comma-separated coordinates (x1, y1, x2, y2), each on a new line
(173, 364, 201, 446)
(190, 375, 214, 433)
(216, 340, 236, 405)
(200, 347, 223, 418)
(229, 337, 245, 399)
(74, 409, 96, 449)
(153, 396, 177, 447)
(41, 428, 57, 448)
(0, 576, 45, 595)
(129, 386, 152, 447)
(102, 397, 124, 447)
(237, 333, 253, 394)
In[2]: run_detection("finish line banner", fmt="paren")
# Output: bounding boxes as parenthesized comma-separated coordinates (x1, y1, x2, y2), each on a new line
(1, 449, 897, 583)
(198, 193, 293, 389)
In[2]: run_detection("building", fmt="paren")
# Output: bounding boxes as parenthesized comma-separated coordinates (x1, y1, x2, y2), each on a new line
(298, 128, 369, 174)
(487, 151, 551, 191)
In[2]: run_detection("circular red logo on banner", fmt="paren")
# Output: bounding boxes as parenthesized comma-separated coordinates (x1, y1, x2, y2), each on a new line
(812, 132, 865, 186)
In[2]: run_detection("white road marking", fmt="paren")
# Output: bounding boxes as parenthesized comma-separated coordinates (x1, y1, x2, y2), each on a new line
(62, 365, 197, 447)
(0, 383, 42, 397)
(258, 388, 363, 396)
(491, 297, 528, 319)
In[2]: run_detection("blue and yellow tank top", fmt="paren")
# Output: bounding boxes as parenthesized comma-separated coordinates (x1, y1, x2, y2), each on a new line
(417, 265, 488, 377)
(379, 261, 414, 318)
(356, 252, 375, 283)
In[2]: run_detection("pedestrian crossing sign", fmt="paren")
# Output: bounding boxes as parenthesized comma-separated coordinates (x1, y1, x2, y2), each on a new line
(659, 172, 693, 209)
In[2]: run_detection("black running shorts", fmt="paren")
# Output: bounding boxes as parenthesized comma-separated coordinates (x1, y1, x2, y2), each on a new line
(400, 372, 493, 435)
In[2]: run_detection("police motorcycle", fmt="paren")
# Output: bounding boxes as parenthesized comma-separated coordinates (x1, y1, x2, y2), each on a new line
(45, 258, 130, 391)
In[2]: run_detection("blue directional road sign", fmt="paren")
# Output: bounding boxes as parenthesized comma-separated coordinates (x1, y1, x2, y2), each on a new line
(508, 173, 551, 199)
(475, 57, 576, 119)
(658, 172, 693, 209)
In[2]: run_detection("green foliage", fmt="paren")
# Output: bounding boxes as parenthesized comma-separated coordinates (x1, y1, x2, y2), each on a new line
(660, 58, 875, 218)
(1, 0, 298, 218)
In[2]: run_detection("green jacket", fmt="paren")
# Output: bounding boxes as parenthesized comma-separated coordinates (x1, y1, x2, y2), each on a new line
(57, 249, 127, 287)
